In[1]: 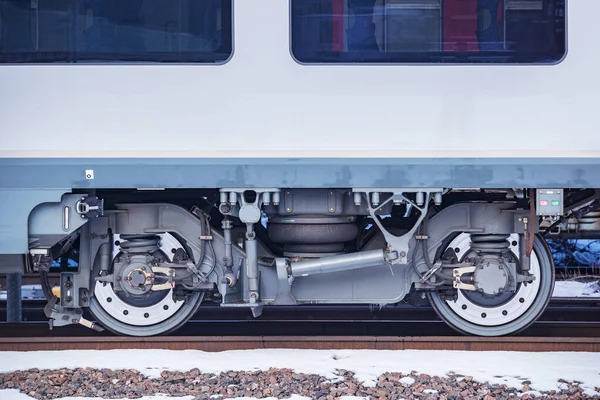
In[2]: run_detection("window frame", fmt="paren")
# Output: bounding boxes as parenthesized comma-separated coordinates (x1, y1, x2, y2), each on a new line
(289, 0, 568, 65)
(0, 0, 235, 65)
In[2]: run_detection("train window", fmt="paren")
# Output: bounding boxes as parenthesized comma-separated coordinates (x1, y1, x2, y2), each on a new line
(291, 0, 566, 64)
(0, 0, 232, 63)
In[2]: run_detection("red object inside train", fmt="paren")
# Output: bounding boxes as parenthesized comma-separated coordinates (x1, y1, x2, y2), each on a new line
(443, 0, 504, 52)
(329, 0, 505, 52)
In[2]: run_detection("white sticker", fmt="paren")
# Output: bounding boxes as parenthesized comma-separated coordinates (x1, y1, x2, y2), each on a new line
(85, 170, 94, 180)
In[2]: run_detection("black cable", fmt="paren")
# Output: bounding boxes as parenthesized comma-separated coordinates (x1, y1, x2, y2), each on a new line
(542, 198, 600, 237)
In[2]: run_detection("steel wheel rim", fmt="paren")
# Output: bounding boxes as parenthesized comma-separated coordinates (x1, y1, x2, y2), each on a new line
(444, 233, 541, 326)
(93, 233, 184, 327)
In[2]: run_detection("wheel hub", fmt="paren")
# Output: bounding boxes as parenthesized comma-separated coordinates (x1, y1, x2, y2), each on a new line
(124, 266, 152, 293)
(473, 257, 511, 296)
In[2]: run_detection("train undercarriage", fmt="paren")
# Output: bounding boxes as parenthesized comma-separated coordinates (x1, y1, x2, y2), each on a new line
(22, 188, 600, 336)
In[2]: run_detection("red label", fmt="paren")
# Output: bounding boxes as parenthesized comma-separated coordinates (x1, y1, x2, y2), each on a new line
(540, 200, 549, 206)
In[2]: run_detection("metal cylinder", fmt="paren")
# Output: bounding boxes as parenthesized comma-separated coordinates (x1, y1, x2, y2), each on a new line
(290, 249, 385, 277)
(220, 191, 228, 204)
(99, 242, 112, 274)
(354, 192, 362, 206)
(371, 192, 380, 207)
(263, 192, 271, 205)
(222, 218, 233, 268)
(229, 192, 238, 205)
(6, 273, 22, 323)
(416, 192, 424, 206)
(272, 191, 280, 205)
(246, 238, 259, 299)
(518, 233, 530, 272)
(434, 192, 442, 206)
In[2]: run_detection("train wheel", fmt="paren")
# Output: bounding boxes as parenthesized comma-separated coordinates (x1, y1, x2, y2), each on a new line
(428, 233, 554, 336)
(87, 233, 204, 336)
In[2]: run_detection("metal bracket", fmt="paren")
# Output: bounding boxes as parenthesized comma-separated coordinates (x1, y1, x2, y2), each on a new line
(75, 196, 104, 219)
(218, 188, 280, 217)
(420, 260, 443, 283)
(150, 266, 176, 291)
(452, 265, 477, 291)
(273, 258, 296, 305)
(44, 297, 103, 331)
(516, 273, 536, 284)
(352, 188, 443, 264)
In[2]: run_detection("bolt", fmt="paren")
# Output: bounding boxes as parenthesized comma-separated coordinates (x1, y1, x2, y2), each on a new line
(502, 310, 508, 316)
(163, 305, 169, 310)
(519, 298, 525, 303)
(481, 313, 487, 318)
(512, 241, 518, 246)
(399, 251, 406, 258)
(454, 248, 460, 253)
(123, 310, 129, 315)
(144, 313, 149, 318)
(461, 305, 467, 310)
(65, 296, 72, 302)
(62, 315, 69, 321)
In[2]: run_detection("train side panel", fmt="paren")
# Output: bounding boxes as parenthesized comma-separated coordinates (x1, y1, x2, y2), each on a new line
(0, 0, 597, 159)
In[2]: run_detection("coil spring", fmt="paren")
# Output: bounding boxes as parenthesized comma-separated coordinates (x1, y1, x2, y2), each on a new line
(470, 234, 510, 254)
(119, 234, 160, 253)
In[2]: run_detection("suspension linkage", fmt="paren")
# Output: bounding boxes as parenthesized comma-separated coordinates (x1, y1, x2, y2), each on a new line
(95, 265, 176, 292)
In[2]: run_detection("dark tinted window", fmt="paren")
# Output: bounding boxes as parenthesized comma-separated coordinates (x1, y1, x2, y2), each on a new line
(0, 0, 232, 63)
(291, 0, 566, 63)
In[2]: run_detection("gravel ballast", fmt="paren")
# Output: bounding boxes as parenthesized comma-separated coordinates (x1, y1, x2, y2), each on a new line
(1, 368, 599, 400)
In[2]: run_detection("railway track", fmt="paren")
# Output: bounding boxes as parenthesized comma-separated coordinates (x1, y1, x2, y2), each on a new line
(0, 335, 598, 352)
(0, 297, 598, 340)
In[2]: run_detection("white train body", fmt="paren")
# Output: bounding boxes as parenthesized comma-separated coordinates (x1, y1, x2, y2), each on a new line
(0, 0, 598, 337)
(0, 0, 597, 158)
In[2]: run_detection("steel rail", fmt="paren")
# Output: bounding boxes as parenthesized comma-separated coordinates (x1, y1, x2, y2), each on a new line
(0, 335, 598, 352)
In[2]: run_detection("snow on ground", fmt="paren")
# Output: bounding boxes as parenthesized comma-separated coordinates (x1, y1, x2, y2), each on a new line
(553, 280, 600, 297)
(0, 349, 599, 399)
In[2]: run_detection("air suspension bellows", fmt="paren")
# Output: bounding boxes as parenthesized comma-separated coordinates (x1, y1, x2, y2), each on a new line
(267, 216, 358, 257)
(118, 234, 160, 254)
(469, 234, 510, 254)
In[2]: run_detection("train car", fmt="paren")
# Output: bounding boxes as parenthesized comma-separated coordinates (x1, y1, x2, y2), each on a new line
(0, 0, 599, 337)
